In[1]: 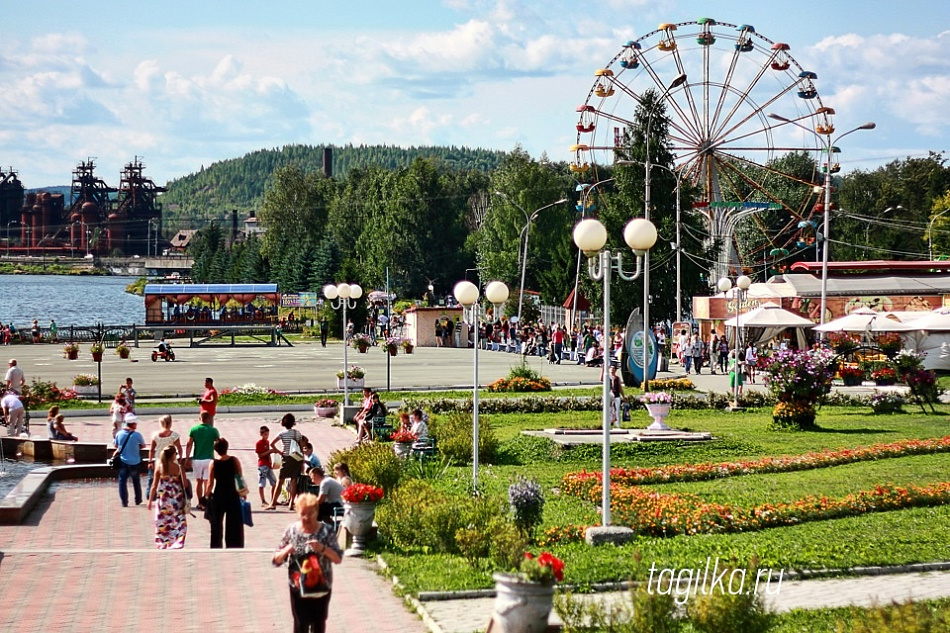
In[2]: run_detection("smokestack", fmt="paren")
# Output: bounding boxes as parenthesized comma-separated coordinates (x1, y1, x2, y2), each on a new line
(323, 147, 332, 179)
(232, 209, 238, 243)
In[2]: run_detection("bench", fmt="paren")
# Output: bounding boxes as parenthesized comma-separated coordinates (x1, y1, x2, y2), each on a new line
(371, 416, 393, 441)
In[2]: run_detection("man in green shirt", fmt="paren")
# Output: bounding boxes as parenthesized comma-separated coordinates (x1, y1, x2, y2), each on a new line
(186, 411, 220, 508)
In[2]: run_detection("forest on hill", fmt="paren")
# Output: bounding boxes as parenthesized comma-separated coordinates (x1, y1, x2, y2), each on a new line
(161, 144, 509, 228)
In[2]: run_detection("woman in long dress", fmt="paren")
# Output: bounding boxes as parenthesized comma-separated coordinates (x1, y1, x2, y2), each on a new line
(147, 445, 187, 549)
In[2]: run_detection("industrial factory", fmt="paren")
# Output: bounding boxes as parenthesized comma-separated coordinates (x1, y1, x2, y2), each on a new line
(0, 158, 165, 257)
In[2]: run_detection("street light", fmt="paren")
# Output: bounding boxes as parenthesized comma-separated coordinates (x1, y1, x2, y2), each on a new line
(453, 279, 509, 493)
(571, 179, 615, 332)
(768, 113, 875, 325)
(865, 206, 904, 249)
(717, 275, 752, 407)
(928, 208, 950, 260)
(323, 282, 363, 408)
(6, 220, 18, 257)
(573, 216, 657, 530)
(493, 192, 568, 323)
(148, 218, 159, 258)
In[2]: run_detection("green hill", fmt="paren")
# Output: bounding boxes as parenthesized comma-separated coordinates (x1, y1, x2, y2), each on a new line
(161, 143, 509, 228)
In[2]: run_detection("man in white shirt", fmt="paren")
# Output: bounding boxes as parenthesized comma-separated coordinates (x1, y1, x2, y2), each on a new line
(5, 359, 25, 394)
(2, 390, 26, 436)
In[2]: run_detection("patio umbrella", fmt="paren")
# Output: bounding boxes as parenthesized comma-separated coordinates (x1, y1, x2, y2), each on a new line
(721, 302, 815, 328)
(812, 308, 895, 332)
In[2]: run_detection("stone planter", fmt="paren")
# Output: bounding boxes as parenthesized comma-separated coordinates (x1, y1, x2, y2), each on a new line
(492, 573, 554, 633)
(336, 378, 364, 389)
(644, 403, 672, 431)
(393, 442, 412, 459)
(314, 406, 339, 419)
(343, 501, 377, 556)
(72, 385, 98, 396)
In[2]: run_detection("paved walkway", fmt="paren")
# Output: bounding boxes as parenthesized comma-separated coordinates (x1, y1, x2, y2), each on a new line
(0, 410, 427, 633)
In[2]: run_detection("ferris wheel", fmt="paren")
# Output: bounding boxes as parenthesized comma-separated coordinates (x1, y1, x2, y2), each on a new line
(572, 18, 834, 280)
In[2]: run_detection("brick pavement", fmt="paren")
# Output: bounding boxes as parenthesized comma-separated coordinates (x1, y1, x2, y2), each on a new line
(0, 411, 427, 633)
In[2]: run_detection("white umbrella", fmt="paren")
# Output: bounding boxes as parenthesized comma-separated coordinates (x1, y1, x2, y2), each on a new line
(722, 302, 815, 328)
(905, 310, 950, 332)
(812, 308, 906, 332)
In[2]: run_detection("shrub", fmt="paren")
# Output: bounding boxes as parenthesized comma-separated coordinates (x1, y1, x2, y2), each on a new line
(376, 480, 507, 555)
(687, 562, 774, 633)
(770, 400, 817, 431)
(648, 377, 695, 391)
(326, 443, 403, 492)
(508, 477, 545, 539)
(871, 391, 905, 414)
(489, 520, 530, 571)
(429, 411, 499, 465)
(555, 583, 682, 633)
(842, 599, 949, 632)
(486, 360, 552, 392)
(21, 378, 78, 409)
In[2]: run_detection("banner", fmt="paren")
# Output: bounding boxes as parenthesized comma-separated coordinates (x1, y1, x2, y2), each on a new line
(621, 308, 657, 387)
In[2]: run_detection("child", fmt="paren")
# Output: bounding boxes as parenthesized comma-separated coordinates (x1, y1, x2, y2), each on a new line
(255, 425, 278, 508)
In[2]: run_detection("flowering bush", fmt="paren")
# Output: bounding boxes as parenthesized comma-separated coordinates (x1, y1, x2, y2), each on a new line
(827, 331, 860, 354)
(519, 552, 564, 584)
(838, 365, 865, 383)
(341, 483, 384, 503)
(561, 435, 950, 497)
(871, 391, 905, 414)
(20, 379, 78, 408)
(389, 430, 418, 444)
(509, 477, 545, 537)
(870, 366, 898, 384)
(72, 373, 99, 386)
(89, 342, 104, 354)
(336, 365, 365, 380)
(639, 391, 673, 405)
(486, 376, 552, 392)
(760, 348, 835, 430)
(220, 383, 287, 396)
(647, 378, 695, 391)
(875, 332, 903, 356)
(905, 368, 942, 412)
(350, 333, 372, 349)
(314, 398, 339, 409)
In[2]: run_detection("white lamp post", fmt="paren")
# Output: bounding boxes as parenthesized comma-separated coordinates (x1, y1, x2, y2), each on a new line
(323, 282, 363, 407)
(717, 275, 752, 407)
(493, 192, 568, 323)
(453, 279, 509, 493)
(768, 113, 875, 325)
(928, 208, 950, 261)
(574, 216, 656, 530)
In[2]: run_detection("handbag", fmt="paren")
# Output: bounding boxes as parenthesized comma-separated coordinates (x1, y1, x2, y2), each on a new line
(288, 436, 304, 462)
(240, 498, 254, 527)
(235, 473, 248, 498)
(291, 551, 328, 598)
(109, 429, 134, 469)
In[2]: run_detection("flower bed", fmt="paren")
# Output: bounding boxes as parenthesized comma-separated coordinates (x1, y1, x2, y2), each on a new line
(543, 481, 950, 542)
(870, 366, 898, 385)
(342, 483, 385, 503)
(561, 435, 950, 497)
(486, 376, 552, 392)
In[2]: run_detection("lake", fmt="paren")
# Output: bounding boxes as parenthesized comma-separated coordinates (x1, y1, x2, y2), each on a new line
(0, 275, 144, 327)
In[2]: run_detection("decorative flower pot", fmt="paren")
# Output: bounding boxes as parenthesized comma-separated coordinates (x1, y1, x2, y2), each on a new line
(91, 352, 103, 362)
(842, 376, 863, 386)
(403, 345, 414, 355)
(118, 349, 130, 359)
(875, 379, 896, 386)
(72, 385, 98, 396)
(357, 344, 368, 354)
(343, 501, 377, 556)
(393, 442, 412, 459)
(66, 350, 79, 360)
(336, 378, 364, 389)
(387, 346, 398, 357)
(492, 573, 554, 633)
(314, 406, 339, 419)
(644, 403, 672, 431)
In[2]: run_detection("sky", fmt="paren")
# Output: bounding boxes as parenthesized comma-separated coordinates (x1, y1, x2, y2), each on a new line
(2, 0, 950, 188)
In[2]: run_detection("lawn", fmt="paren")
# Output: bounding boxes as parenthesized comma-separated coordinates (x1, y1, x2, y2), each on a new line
(373, 404, 950, 597)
